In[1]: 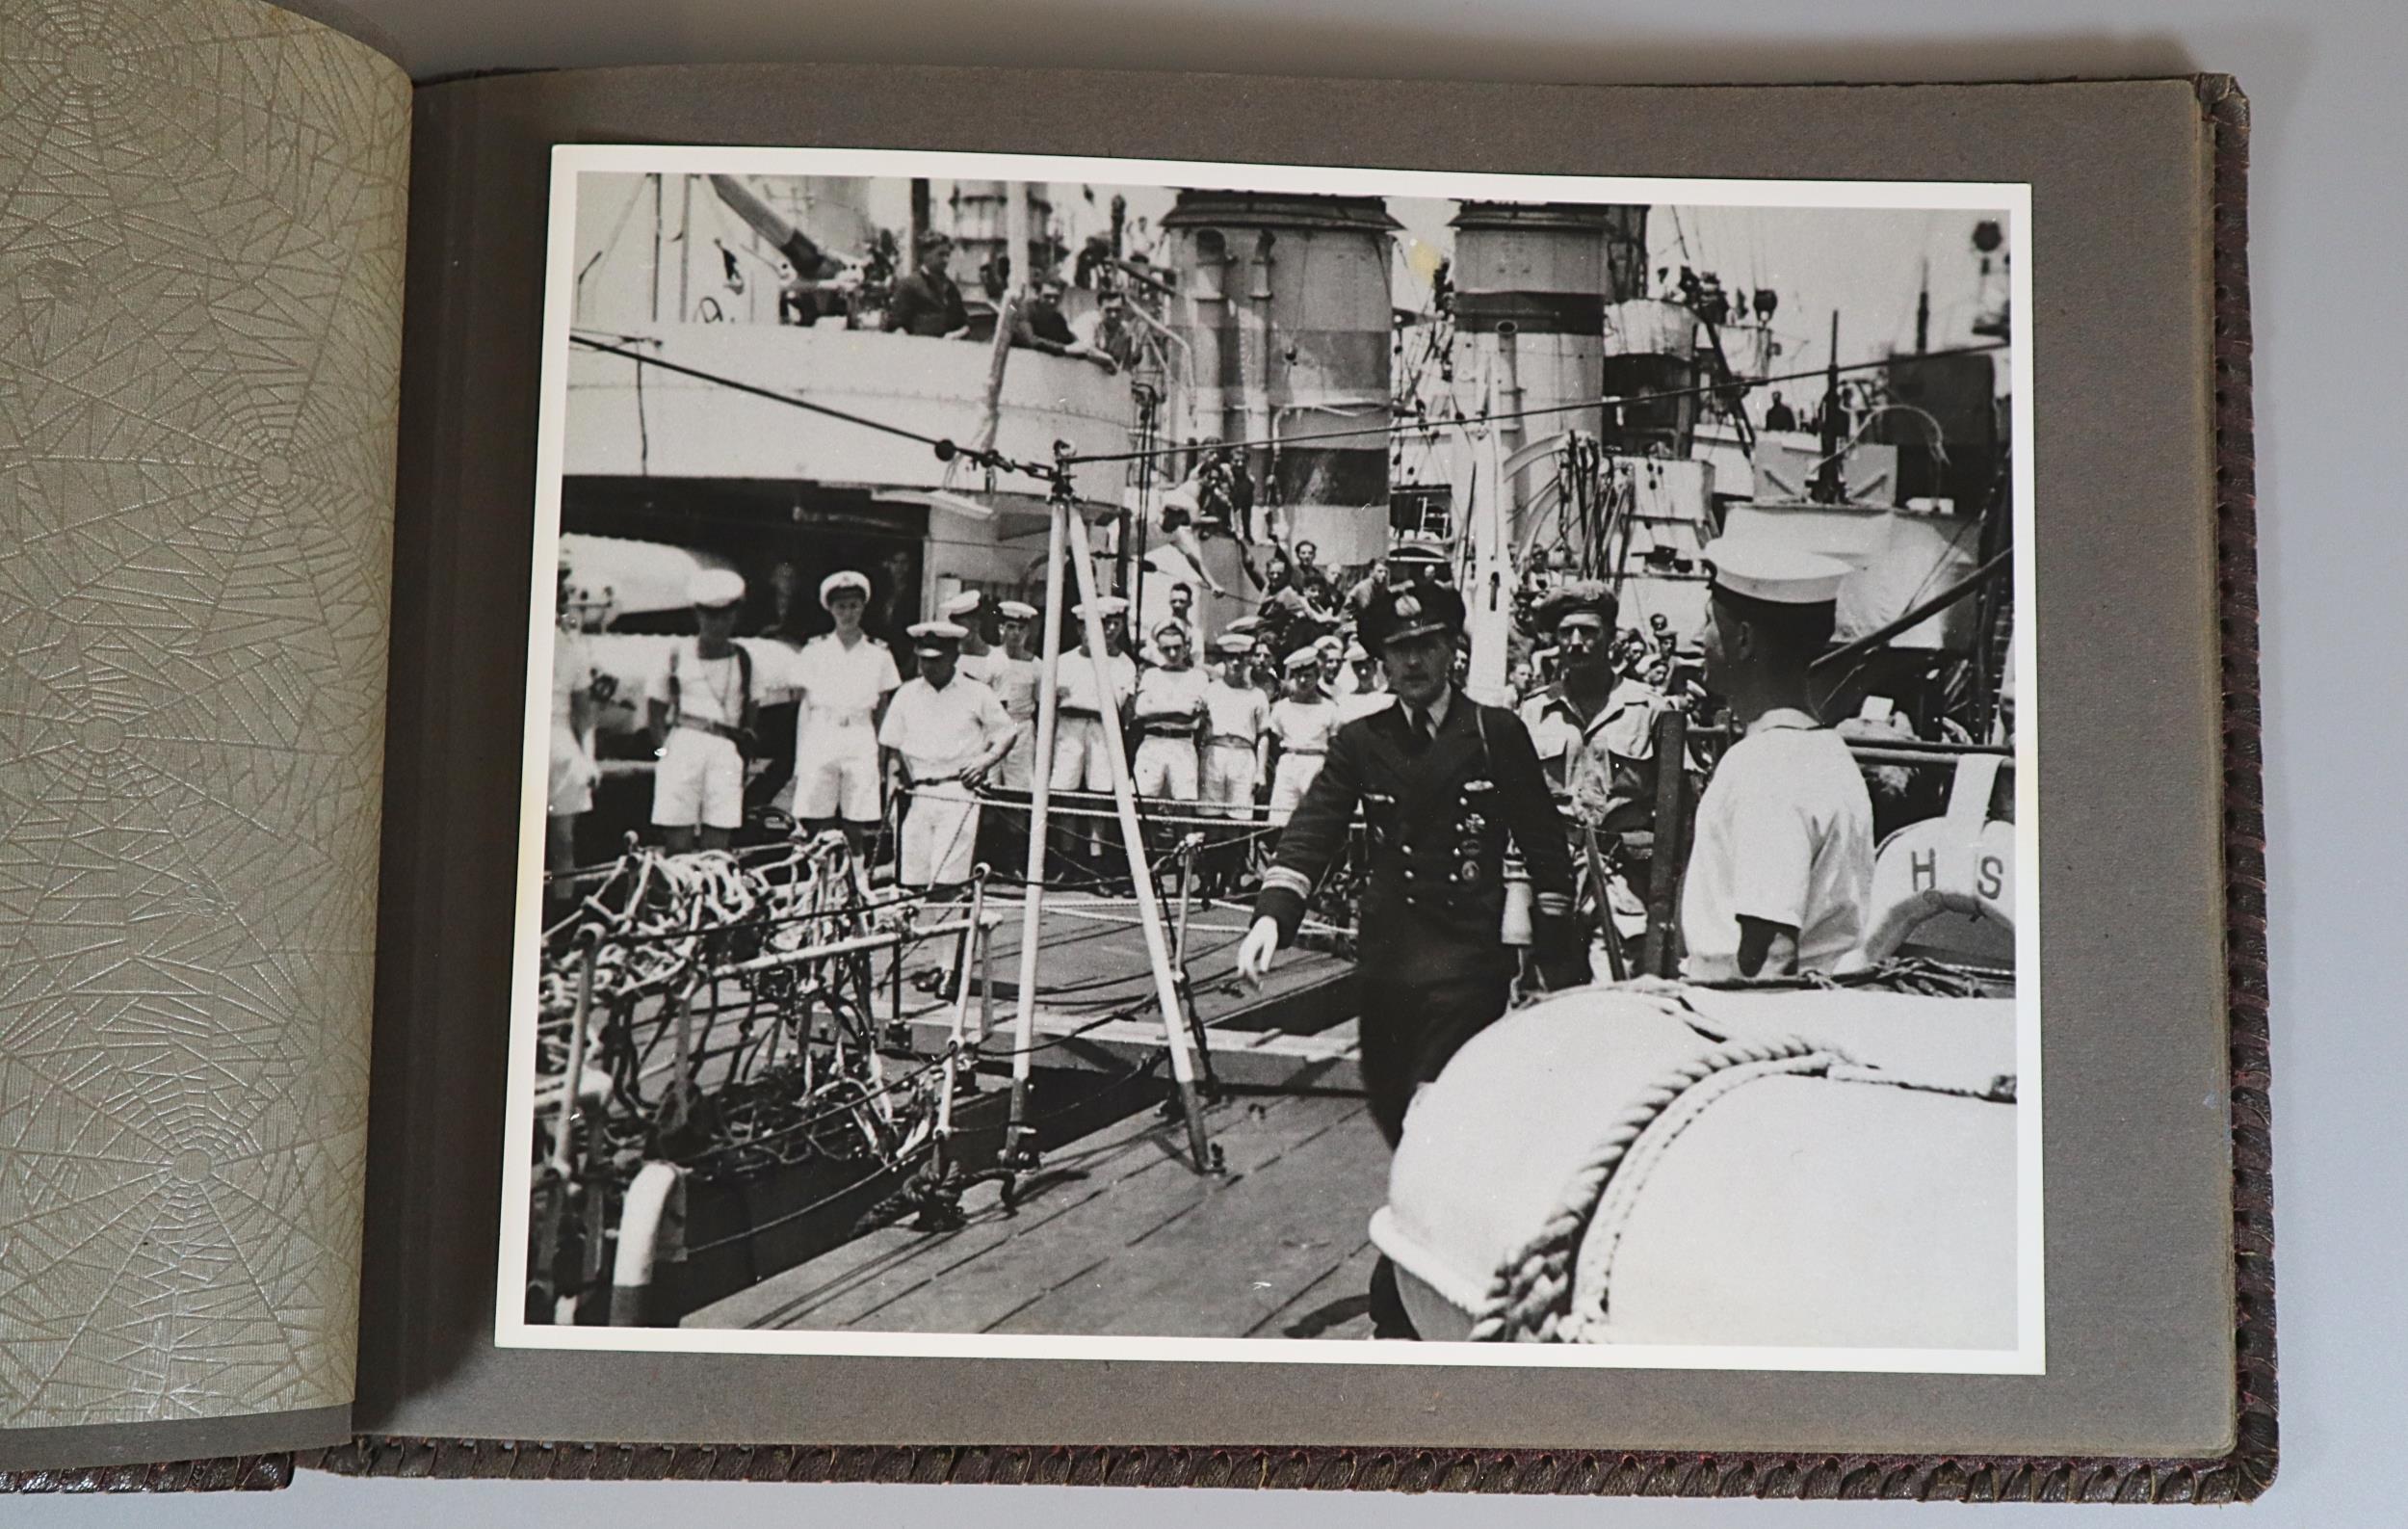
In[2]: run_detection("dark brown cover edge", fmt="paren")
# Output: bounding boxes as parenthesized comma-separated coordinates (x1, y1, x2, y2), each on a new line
(0, 1456, 294, 1495)
(311, 69, 2275, 1505)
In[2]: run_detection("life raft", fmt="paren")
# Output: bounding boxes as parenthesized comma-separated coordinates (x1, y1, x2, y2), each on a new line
(1370, 984, 2018, 1349)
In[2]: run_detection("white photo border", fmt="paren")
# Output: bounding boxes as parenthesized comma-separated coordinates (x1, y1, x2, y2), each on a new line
(495, 142, 2043, 1376)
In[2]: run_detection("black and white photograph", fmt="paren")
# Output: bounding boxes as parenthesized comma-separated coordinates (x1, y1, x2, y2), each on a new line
(498, 146, 2038, 1371)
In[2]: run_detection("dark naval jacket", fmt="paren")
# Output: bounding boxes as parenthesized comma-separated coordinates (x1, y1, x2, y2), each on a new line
(1254, 687, 1578, 988)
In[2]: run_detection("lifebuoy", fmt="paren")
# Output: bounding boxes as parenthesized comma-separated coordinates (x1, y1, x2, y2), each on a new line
(1848, 754, 2014, 968)
(608, 1160, 688, 1327)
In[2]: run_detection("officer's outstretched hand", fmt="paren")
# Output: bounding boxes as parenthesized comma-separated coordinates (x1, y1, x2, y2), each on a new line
(1236, 916, 1282, 989)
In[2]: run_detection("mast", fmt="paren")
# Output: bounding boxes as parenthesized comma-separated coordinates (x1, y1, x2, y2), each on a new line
(1916, 255, 1931, 355)
(677, 174, 693, 323)
(1814, 308, 1844, 504)
(908, 178, 930, 266)
(649, 172, 664, 323)
(1464, 360, 1512, 701)
(1004, 180, 1033, 295)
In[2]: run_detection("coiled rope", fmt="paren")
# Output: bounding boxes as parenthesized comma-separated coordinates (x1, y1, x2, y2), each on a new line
(1465, 1035, 1842, 1343)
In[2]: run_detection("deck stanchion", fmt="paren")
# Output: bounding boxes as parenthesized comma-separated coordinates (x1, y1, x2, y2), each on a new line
(1004, 479, 1073, 1169)
(551, 930, 601, 1177)
(1640, 708, 1690, 978)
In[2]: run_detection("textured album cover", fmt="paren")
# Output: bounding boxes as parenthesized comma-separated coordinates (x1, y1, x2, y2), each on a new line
(0, 0, 410, 1485)
(345, 65, 2265, 1500)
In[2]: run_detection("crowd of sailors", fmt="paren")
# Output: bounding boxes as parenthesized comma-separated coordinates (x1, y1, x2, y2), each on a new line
(547, 537, 1737, 917)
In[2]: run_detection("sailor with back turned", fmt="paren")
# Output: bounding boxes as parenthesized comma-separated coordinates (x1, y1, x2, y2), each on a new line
(1679, 537, 1876, 981)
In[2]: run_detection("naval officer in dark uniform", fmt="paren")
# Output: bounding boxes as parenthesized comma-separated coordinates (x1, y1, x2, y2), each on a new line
(1238, 582, 1584, 1335)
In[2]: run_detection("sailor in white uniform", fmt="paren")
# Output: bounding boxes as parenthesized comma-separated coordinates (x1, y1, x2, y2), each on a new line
(1131, 622, 1208, 802)
(972, 599, 1044, 874)
(982, 599, 1043, 790)
(1334, 639, 1392, 724)
(1199, 634, 1270, 817)
(1265, 645, 1340, 827)
(879, 620, 1018, 894)
(1679, 537, 1876, 982)
(645, 568, 755, 855)
(1052, 595, 1137, 794)
(547, 552, 601, 914)
(940, 588, 997, 676)
(791, 569, 902, 857)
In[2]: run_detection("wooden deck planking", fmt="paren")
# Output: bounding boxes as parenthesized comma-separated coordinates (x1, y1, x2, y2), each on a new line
(690, 1092, 1352, 1333)
(989, 1098, 1389, 1338)
(1245, 1236, 1383, 1341)
(685, 1091, 1189, 1331)
(860, 1094, 1364, 1336)
(672, 894, 1376, 1339)
(903, 1012, 1365, 1092)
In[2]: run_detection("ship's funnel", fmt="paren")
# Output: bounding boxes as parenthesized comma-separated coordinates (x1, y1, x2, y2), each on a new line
(1161, 190, 1400, 567)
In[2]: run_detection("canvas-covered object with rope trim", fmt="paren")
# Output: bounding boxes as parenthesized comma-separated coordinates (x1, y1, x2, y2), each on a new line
(1370, 983, 2017, 1348)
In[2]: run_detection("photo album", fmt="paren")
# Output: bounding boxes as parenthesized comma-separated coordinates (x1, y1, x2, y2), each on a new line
(0, 0, 2270, 1502)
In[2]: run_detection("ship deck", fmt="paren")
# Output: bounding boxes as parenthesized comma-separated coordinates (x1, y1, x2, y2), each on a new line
(671, 889, 1379, 1338)
(890, 889, 1364, 1093)
(687, 1087, 1387, 1340)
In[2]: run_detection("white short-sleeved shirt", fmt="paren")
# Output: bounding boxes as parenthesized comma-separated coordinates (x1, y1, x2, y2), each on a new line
(1269, 697, 1340, 755)
(745, 637, 807, 705)
(969, 650, 1040, 721)
(1134, 666, 1208, 725)
(793, 633, 900, 725)
(1058, 648, 1136, 714)
(643, 639, 747, 726)
(1202, 680, 1271, 745)
(1680, 713, 1875, 982)
(1337, 687, 1394, 725)
(877, 674, 1014, 780)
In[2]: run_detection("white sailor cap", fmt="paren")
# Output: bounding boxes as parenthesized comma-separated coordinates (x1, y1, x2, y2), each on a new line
(1212, 633, 1255, 657)
(820, 569, 872, 607)
(1074, 595, 1130, 620)
(1345, 641, 1371, 663)
(1154, 620, 1191, 643)
(939, 589, 984, 619)
(1700, 537, 1850, 606)
(907, 619, 968, 653)
(1315, 634, 1343, 656)
(1283, 646, 1322, 673)
(688, 567, 746, 610)
(996, 600, 1038, 621)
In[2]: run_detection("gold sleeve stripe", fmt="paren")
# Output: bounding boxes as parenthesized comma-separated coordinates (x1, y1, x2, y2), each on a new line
(1262, 867, 1314, 899)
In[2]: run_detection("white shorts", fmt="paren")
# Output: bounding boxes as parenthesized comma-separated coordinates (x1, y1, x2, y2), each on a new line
(1133, 735, 1199, 801)
(1049, 714, 1118, 794)
(548, 722, 595, 817)
(794, 721, 881, 822)
(900, 783, 981, 887)
(1267, 751, 1324, 826)
(998, 717, 1037, 791)
(650, 727, 744, 830)
(1200, 742, 1259, 815)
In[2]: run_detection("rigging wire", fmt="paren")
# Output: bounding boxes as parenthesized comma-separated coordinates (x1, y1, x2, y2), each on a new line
(1060, 341, 2009, 468)
(567, 333, 1056, 483)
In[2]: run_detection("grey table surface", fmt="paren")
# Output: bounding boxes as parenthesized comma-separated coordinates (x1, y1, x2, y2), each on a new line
(29, 0, 2396, 1519)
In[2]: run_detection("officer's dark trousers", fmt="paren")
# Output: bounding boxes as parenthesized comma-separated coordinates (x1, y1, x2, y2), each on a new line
(1358, 962, 1514, 1338)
